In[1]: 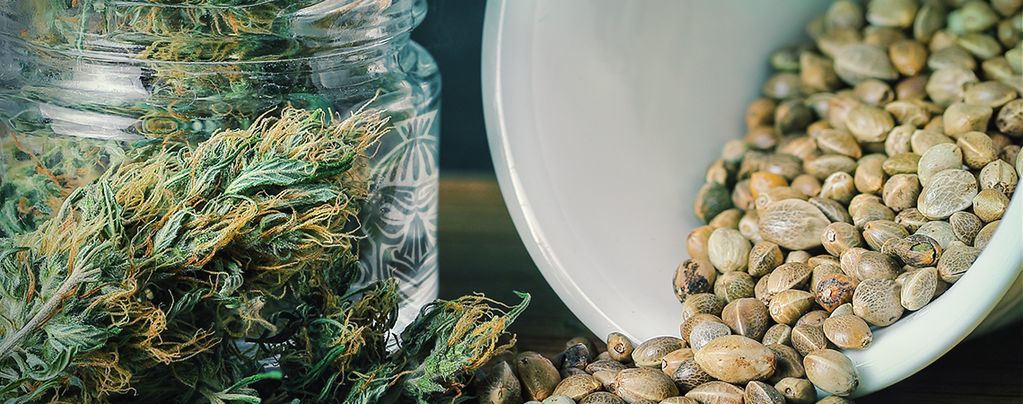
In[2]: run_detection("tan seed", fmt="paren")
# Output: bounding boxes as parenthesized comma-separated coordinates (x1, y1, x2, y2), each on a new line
(762, 324, 792, 346)
(586, 359, 627, 375)
(633, 337, 686, 368)
(964, 81, 1018, 107)
(974, 189, 1010, 222)
(607, 332, 636, 363)
(579, 392, 627, 404)
(660, 348, 694, 377)
(769, 289, 817, 325)
(820, 172, 858, 204)
(803, 349, 859, 397)
(889, 39, 928, 75)
(797, 310, 831, 328)
(747, 98, 778, 129)
(911, 129, 953, 155)
(957, 130, 998, 169)
(517, 352, 562, 401)
(915, 220, 958, 249)
(801, 52, 841, 92)
(937, 240, 981, 283)
(854, 154, 888, 194)
(896, 74, 928, 100)
(671, 356, 715, 393)
(822, 314, 873, 350)
(846, 104, 895, 142)
(852, 278, 904, 326)
(974, 220, 1000, 249)
(809, 196, 853, 223)
(767, 262, 814, 294)
(835, 44, 899, 84)
(882, 152, 921, 176)
(979, 159, 1018, 196)
(943, 102, 994, 137)
(612, 368, 680, 403)
(863, 220, 911, 251)
(926, 67, 979, 106)
(553, 374, 602, 400)
(708, 228, 751, 272)
(995, 99, 1023, 136)
(913, 0, 945, 42)
(714, 271, 757, 303)
(917, 143, 963, 186)
(722, 298, 771, 341)
(867, 0, 918, 27)
(881, 173, 921, 212)
(853, 79, 895, 106)
(918, 169, 979, 219)
(745, 380, 786, 404)
(901, 267, 939, 310)
(685, 381, 744, 404)
(850, 199, 896, 228)
(681, 293, 726, 325)
(680, 314, 726, 347)
(895, 208, 929, 232)
(694, 335, 777, 384)
(791, 324, 828, 357)
(950, 211, 984, 245)
(475, 360, 521, 404)
(766, 343, 806, 383)
(759, 199, 831, 250)
(774, 377, 817, 404)
(928, 45, 977, 71)
(831, 302, 855, 318)
(748, 241, 784, 277)
(689, 321, 732, 351)
(687, 226, 715, 262)
(791, 174, 823, 197)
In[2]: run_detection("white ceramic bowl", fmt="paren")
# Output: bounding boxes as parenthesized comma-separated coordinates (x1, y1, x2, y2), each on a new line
(481, 0, 1023, 397)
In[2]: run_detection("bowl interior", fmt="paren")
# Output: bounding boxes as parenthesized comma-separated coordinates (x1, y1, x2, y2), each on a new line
(482, 0, 1023, 396)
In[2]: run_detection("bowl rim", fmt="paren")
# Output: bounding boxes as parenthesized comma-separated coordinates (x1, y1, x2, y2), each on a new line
(481, 0, 1023, 397)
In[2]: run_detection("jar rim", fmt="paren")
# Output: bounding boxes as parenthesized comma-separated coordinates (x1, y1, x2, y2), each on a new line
(1, 0, 425, 66)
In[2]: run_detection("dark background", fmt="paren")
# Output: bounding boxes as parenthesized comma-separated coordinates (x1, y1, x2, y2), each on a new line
(411, 0, 492, 172)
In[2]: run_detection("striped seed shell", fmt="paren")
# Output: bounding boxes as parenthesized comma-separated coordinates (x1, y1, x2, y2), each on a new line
(804, 349, 859, 397)
(660, 348, 694, 377)
(579, 392, 627, 404)
(714, 271, 756, 302)
(632, 337, 686, 368)
(937, 241, 981, 283)
(694, 335, 777, 384)
(681, 293, 726, 325)
(553, 374, 602, 400)
(688, 321, 732, 351)
(822, 314, 873, 349)
(759, 199, 831, 250)
(672, 356, 715, 393)
(797, 310, 831, 327)
(791, 324, 828, 357)
(748, 242, 784, 277)
(901, 267, 939, 310)
(745, 380, 786, 404)
(611, 368, 680, 403)
(767, 262, 814, 294)
(862, 220, 910, 251)
(769, 289, 817, 325)
(852, 278, 905, 326)
(680, 314, 725, 346)
(762, 324, 792, 346)
(722, 298, 771, 341)
(685, 381, 745, 404)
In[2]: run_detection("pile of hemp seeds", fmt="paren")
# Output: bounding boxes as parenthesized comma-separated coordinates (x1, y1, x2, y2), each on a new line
(473, 0, 1023, 403)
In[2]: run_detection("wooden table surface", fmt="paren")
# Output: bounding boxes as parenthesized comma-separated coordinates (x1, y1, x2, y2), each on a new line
(436, 173, 1023, 403)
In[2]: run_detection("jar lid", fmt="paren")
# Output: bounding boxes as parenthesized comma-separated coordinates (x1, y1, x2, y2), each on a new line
(1, 0, 425, 64)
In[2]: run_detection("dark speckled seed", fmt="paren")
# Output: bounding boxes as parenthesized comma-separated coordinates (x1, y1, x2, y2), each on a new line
(674, 258, 718, 302)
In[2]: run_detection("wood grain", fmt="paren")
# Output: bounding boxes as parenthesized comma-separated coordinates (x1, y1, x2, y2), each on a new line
(437, 173, 1023, 403)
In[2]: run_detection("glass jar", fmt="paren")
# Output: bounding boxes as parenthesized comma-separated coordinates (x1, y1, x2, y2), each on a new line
(0, 0, 439, 329)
